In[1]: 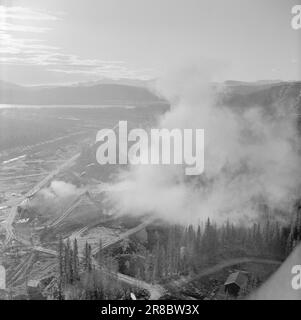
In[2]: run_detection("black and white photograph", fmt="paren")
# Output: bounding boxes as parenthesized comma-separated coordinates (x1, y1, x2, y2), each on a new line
(0, 0, 301, 304)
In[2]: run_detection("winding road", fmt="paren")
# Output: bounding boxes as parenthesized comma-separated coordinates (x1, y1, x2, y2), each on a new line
(168, 257, 282, 290)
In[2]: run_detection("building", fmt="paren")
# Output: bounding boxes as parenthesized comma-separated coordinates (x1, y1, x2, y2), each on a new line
(0, 265, 6, 290)
(224, 271, 248, 297)
(27, 279, 45, 300)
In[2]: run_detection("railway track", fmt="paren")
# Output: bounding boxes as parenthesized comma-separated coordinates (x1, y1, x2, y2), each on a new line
(5, 213, 160, 298)
(2, 122, 139, 295)
(2, 147, 82, 246)
(47, 192, 87, 229)
(0, 173, 48, 182)
(7, 252, 36, 287)
(0, 130, 88, 163)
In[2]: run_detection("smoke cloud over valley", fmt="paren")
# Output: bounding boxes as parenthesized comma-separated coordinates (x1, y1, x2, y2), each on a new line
(105, 65, 301, 225)
(40, 180, 83, 199)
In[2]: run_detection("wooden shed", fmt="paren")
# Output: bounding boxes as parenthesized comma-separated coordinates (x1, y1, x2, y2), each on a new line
(224, 271, 248, 297)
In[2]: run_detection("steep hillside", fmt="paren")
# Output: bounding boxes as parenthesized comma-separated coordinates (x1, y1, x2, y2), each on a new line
(0, 81, 163, 105)
(222, 81, 301, 113)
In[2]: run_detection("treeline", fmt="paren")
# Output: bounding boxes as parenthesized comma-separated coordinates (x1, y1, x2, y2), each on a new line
(287, 200, 301, 253)
(54, 200, 301, 295)
(119, 218, 289, 283)
(55, 237, 141, 300)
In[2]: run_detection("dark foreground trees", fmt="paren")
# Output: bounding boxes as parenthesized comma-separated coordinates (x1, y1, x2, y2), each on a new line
(133, 218, 289, 283)
(287, 200, 301, 253)
(54, 209, 297, 298)
(56, 237, 129, 300)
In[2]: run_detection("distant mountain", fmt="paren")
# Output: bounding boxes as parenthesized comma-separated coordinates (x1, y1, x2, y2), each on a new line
(72, 78, 153, 88)
(0, 80, 164, 105)
(1, 79, 300, 113)
(222, 81, 301, 113)
(221, 81, 301, 135)
(224, 80, 284, 86)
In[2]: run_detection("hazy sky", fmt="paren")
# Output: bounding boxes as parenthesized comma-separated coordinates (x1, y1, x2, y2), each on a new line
(0, 0, 300, 85)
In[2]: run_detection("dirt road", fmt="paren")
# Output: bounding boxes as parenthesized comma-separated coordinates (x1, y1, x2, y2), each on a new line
(169, 257, 282, 289)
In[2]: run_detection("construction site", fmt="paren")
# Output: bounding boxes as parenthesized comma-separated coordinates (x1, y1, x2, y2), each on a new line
(0, 104, 295, 300)
(0, 106, 168, 300)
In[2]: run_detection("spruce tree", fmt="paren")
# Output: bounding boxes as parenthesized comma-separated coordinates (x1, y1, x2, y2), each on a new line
(58, 235, 64, 299)
(73, 238, 79, 281)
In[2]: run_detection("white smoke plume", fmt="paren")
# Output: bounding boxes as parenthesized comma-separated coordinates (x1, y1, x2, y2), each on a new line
(106, 64, 301, 225)
(40, 180, 83, 199)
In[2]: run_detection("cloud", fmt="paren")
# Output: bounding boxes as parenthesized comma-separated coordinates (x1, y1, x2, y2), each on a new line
(1, 22, 51, 33)
(0, 5, 151, 81)
(0, 6, 59, 21)
(106, 64, 301, 225)
(0, 43, 146, 79)
(0, 6, 59, 60)
(0, 30, 58, 56)
(40, 180, 83, 199)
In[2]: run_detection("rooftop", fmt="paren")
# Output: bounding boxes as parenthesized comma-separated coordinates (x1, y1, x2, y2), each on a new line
(224, 271, 248, 288)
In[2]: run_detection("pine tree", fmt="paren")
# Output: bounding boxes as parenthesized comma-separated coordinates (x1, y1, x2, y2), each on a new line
(64, 238, 71, 283)
(83, 242, 92, 272)
(73, 238, 79, 281)
(152, 241, 160, 281)
(98, 238, 104, 268)
(287, 200, 301, 253)
(166, 227, 174, 276)
(58, 235, 64, 300)
(144, 252, 152, 282)
(201, 218, 219, 262)
(196, 224, 202, 254)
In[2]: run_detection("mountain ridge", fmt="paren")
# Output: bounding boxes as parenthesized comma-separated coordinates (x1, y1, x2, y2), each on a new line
(0, 80, 300, 110)
(0, 80, 163, 105)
